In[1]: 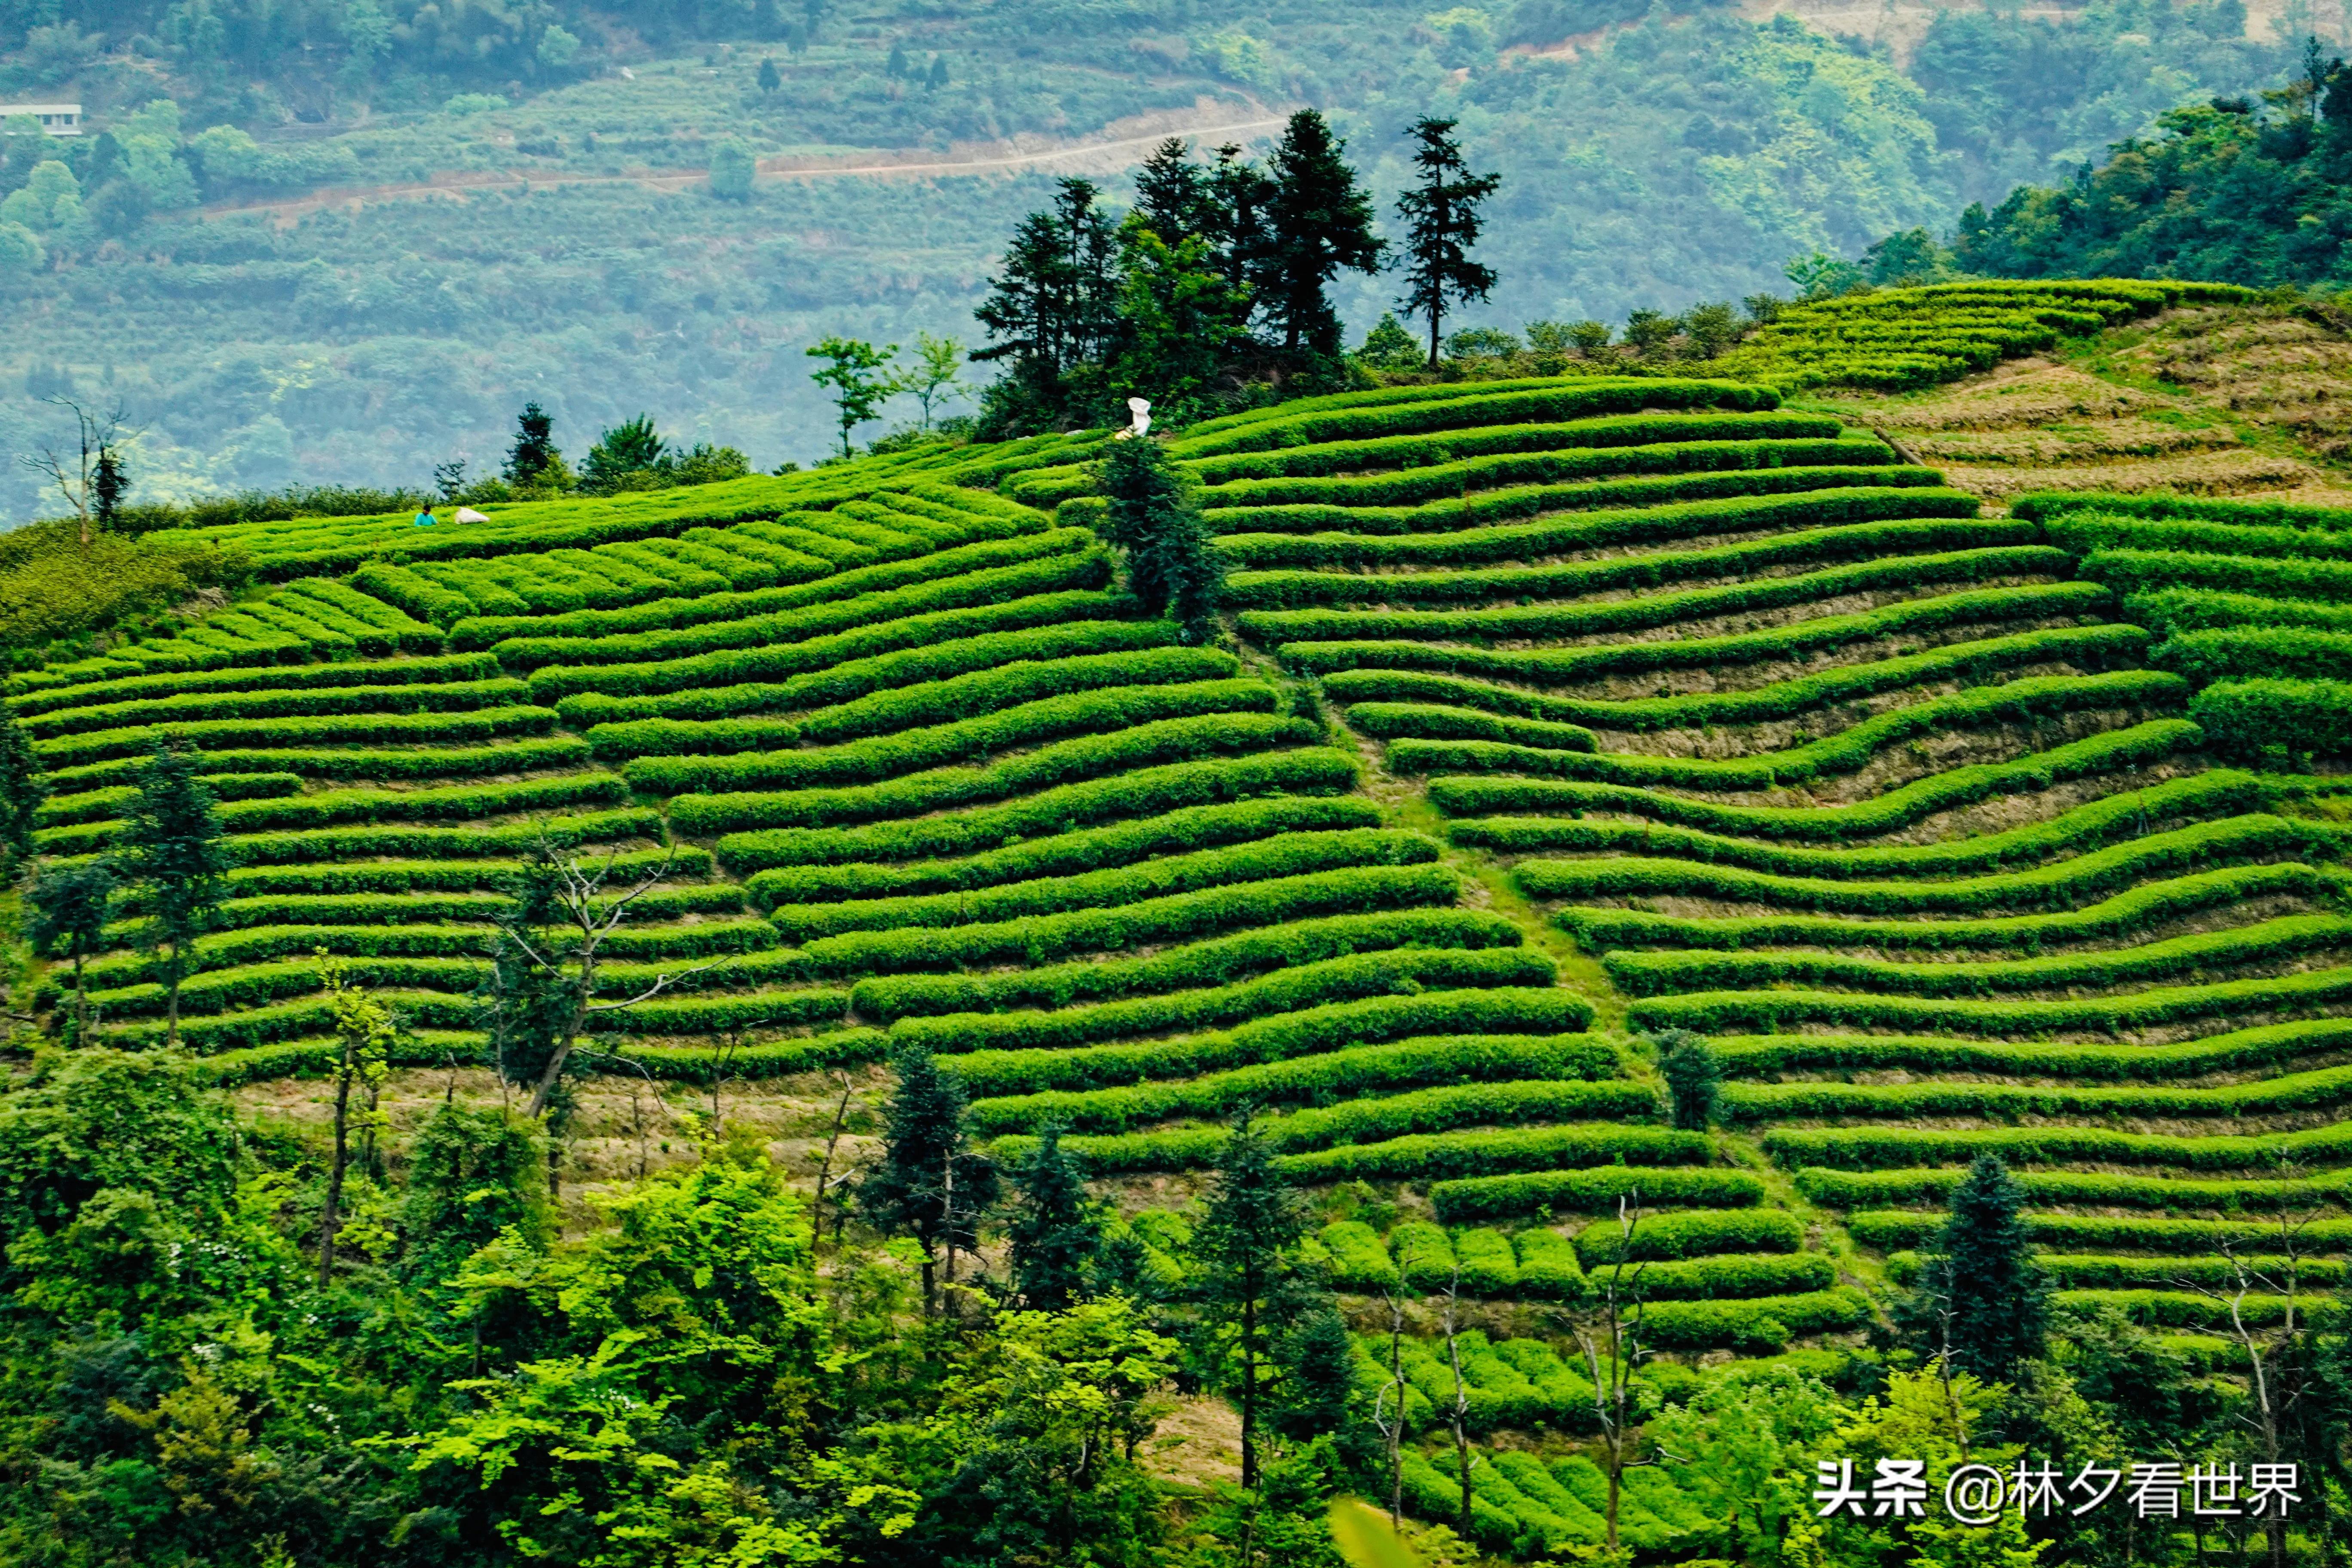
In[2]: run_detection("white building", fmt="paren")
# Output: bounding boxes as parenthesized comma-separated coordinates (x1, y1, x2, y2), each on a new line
(0, 104, 83, 135)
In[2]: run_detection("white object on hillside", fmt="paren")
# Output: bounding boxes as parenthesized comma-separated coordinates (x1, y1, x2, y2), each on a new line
(0, 104, 81, 135)
(453, 506, 490, 523)
(1112, 396, 1152, 440)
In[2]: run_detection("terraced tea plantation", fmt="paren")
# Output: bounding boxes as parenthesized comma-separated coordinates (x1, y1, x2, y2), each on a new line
(23, 278, 2352, 1559)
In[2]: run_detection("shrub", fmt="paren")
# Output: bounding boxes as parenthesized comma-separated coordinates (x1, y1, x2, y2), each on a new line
(1628, 963, 2352, 1037)
(24, 676, 537, 739)
(1430, 1167, 1766, 1220)
(1513, 1230, 1586, 1300)
(2154, 628, 2352, 686)
(1240, 545, 2070, 647)
(1166, 379, 1778, 458)
(1459, 767, 2274, 878)
(668, 712, 1321, 836)
(1709, 1018, 2352, 1084)
(750, 795, 1381, 910)
(9, 652, 498, 719)
(1575, 1209, 1805, 1264)
(905, 946, 1550, 1063)
(554, 619, 1175, 728)
(854, 906, 1520, 1020)
(2191, 678, 2352, 760)
(34, 705, 558, 769)
(1394, 670, 2189, 788)
(626, 678, 1274, 794)
(716, 747, 1360, 871)
(1186, 410, 1843, 483)
(1273, 581, 2113, 680)
(1320, 1220, 1400, 1290)
(934, 990, 1599, 1097)
(1228, 510, 1998, 609)
(1428, 720, 2199, 841)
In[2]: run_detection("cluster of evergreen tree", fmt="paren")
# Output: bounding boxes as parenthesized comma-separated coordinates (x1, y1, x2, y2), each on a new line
(1864, 42, 2352, 288)
(973, 111, 1499, 435)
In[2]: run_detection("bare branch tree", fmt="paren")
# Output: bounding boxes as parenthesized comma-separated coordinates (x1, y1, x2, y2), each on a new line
(1441, 1259, 1477, 1539)
(1369, 1286, 1413, 1529)
(490, 834, 737, 1119)
(18, 395, 137, 552)
(809, 1069, 856, 1254)
(2177, 1200, 2313, 1568)
(1577, 1192, 1656, 1554)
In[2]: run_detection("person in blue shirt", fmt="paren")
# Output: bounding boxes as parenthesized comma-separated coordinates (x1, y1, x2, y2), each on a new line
(413, 503, 438, 528)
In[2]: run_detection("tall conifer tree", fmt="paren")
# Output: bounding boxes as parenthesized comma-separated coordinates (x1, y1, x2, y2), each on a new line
(1263, 111, 1385, 358)
(1394, 116, 1501, 367)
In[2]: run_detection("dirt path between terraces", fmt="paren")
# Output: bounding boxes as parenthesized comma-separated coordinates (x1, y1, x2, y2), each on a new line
(196, 97, 1292, 224)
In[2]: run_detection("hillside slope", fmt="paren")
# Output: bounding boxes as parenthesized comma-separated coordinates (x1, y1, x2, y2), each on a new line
(19, 278, 2352, 1556)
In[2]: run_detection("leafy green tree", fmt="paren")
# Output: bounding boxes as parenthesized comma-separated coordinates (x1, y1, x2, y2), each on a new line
(1647, 1366, 1844, 1563)
(1357, 311, 1424, 369)
(0, 707, 45, 867)
(1194, 1120, 1315, 1486)
(1568, 319, 1614, 353)
(578, 413, 671, 493)
(1899, 1154, 2051, 1381)
(1107, 219, 1251, 425)
(1394, 117, 1500, 368)
(805, 335, 898, 457)
(1273, 1307, 1380, 1477)
(398, 1100, 550, 1306)
(757, 55, 781, 94)
(1004, 1123, 1102, 1311)
(1653, 1030, 1721, 1131)
(1681, 300, 1743, 357)
(860, 1043, 999, 1315)
(1264, 110, 1386, 359)
(892, 1298, 1176, 1568)
(1092, 432, 1225, 638)
(114, 741, 232, 1049)
(891, 330, 968, 429)
(1134, 136, 1222, 251)
(27, 858, 114, 1043)
(709, 138, 756, 201)
(315, 950, 398, 1286)
(1625, 306, 1680, 355)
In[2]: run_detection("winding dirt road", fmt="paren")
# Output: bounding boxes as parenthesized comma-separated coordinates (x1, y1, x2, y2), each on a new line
(198, 98, 1292, 224)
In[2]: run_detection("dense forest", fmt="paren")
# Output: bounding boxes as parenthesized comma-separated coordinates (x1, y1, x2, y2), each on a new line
(0, 0, 2333, 517)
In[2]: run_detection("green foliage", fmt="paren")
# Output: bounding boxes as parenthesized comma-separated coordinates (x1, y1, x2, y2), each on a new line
(807, 336, 900, 458)
(1654, 1031, 1721, 1133)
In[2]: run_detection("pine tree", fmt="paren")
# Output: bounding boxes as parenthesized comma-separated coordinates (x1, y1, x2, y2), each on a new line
(1653, 1030, 1721, 1132)
(28, 859, 114, 1043)
(1093, 433, 1224, 638)
(1133, 137, 1218, 246)
(0, 709, 45, 869)
(1196, 1121, 1314, 1486)
(1004, 1123, 1101, 1310)
(503, 401, 560, 487)
(1901, 1153, 2051, 1381)
(1263, 111, 1385, 358)
(115, 742, 233, 1050)
(1275, 1308, 1375, 1474)
(859, 1044, 999, 1315)
(1393, 117, 1501, 368)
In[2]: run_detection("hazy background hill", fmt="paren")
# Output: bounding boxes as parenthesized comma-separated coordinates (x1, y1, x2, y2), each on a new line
(0, 0, 2335, 516)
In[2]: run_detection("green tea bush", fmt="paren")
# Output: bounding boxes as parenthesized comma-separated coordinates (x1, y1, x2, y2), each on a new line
(1326, 623, 2145, 734)
(1396, 671, 2188, 788)
(750, 795, 1381, 909)
(1431, 1166, 1766, 1220)
(1275, 1123, 1704, 1183)
(2153, 628, 2352, 686)
(854, 906, 1519, 1020)
(1575, 1209, 1807, 1264)
(24, 677, 536, 738)
(1796, 1166, 2352, 1211)
(1765, 1119, 2352, 1174)
(1709, 1018, 2352, 1083)
(1427, 719, 2199, 839)
(1229, 511, 2000, 609)
(1348, 701, 1597, 752)
(555, 619, 1175, 728)
(1513, 1230, 1587, 1301)
(528, 587, 1129, 702)
(772, 828, 1437, 941)
(8, 652, 498, 717)
(2191, 678, 2352, 760)
(1539, 826, 2337, 919)
(1456, 768, 2275, 876)
(1166, 380, 1777, 459)
(1721, 1063, 2352, 1128)
(1240, 545, 2070, 646)
(597, 646, 1240, 763)
(2125, 587, 2352, 637)
(1319, 1220, 1400, 1290)
(34, 705, 559, 769)
(2081, 547, 2352, 603)
(716, 747, 1360, 870)
(2047, 511, 2352, 563)
(668, 712, 1321, 836)
(1183, 411, 1844, 484)
(1626, 963, 2352, 1036)
(899, 945, 1548, 1060)
(38, 772, 300, 829)
(1639, 1289, 1872, 1351)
